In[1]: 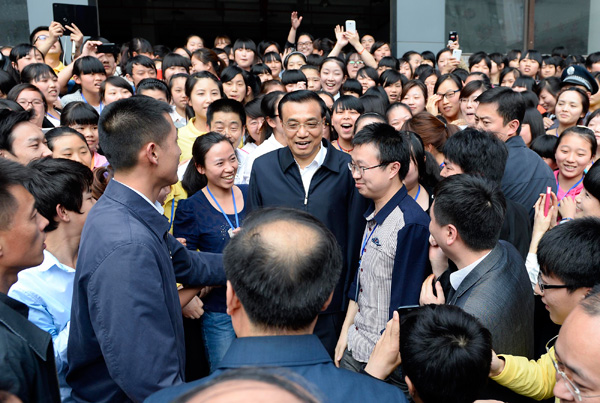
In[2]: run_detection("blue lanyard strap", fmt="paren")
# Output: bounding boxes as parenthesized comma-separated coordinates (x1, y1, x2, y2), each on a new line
(206, 186, 239, 230)
(81, 91, 103, 113)
(168, 200, 175, 229)
(413, 184, 421, 201)
(360, 223, 379, 259)
(557, 175, 584, 201)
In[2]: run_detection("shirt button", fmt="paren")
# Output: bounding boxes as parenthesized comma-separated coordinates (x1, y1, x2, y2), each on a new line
(355, 326, 358, 330)
(360, 288, 362, 292)
(360, 268, 363, 272)
(358, 308, 360, 312)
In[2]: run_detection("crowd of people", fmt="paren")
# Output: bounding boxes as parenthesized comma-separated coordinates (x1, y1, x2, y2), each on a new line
(2, 10, 600, 403)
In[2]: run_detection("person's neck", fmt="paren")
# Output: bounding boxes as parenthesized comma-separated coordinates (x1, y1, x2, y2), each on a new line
(557, 171, 583, 191)
(406, 181, 419, 197)
(272, 129, 287, 146)
(373, 181, 403, 214)
(335, 137, 353, 153)
(114, 170, 163, 204)
(193, 116, 208, 133)
(45, 54, 60, 69)
(47, 104, 59, 117)
(557, 123, 574, 136)
(45, 229, 79, 269)
(450, 247, 492, 270)
(81, 88, 100, 107)
(431, 149, 444, 166)
(175, 105, 187, 118)
(490, 72, 500, 85)
(236, 315, 315, 338)
(0, 270, 16, 294)
(295, 145, 321, 169)
(205, 183, 232, 200)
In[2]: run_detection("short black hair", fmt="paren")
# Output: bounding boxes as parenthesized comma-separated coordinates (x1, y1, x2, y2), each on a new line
(0, 158, 32, 230)
(224, 207, 342, 331)
(476, 86, 526, 127)
(100, 76, 134, 101)
(433, 174, 506, 251)
(433, 73, 463, 95)
(352, 123, 410, 181)
(530, 135, 558, 163)
(281, 69, 307, 86)
(136, 78, 171, 103)
(513, 76, 536, 92)
(278, 90, 326, 121)
(378, 69, 407, 88)
(469, 51, 492, 71)
(20, 63, 57, 84)
(535, 77, 562, 98)
(60, 102, 99, 127)
(0, 109, 34, 154)
(341, 79, 362, 96)
(400, 304, 492, 403)
(583, 158, 600, 201)
(359, 94, 389, 116)
(378, 56, 399, 71)
(332, 95, 364, 114)
(125, 55, 156, 76)
(442, 128, 508, 185)
(73, 56, 106, 76)
(25, 157, 93, 232)
(98, 97, 172, 171)
(45, 127, 88, 151)
(162, 52, 191, 73)
(586, 52, 600, 70)
(538, 218, 600, 292)
(0, 71, 17, 98)
(207, 98, 246, 127)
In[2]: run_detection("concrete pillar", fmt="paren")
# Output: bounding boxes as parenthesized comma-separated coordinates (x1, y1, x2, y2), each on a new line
(391, 0, 446, 57)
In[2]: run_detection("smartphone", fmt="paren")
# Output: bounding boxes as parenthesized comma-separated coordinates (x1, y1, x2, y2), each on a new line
(396, 305, 420, 318)
(544, 186, 551, 217)
(448, 31, 458, 42)
(345, 20, 356, 33)
(97, 43, 118, 55)
(452, 49, 462, 61)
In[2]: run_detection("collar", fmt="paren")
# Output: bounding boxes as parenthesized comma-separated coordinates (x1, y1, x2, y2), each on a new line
(450, 250, 491, 290)
(0, 293, 52, 360)
(505, 135, 526, 148)
(296, 143, 327, 171)
(217, 335, 332, 369)
(280, 139, 341, 174)
(113, 179, 165, 214)
(364, 185, 409, 224)
(37, 250, 75, 273)
(267, 133, 286, 147)
(104, 180, 170, 240)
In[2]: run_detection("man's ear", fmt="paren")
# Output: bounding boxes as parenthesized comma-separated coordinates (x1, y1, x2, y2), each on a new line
(388, 161, 401, 179)
(226, 280, 242, 315)
(507, 118, 520, 137)
(143, 142, 159, 166)
(445, 223, 459, 246)
(56, 204, 70, 223)
(125, 74, 133, 83)
(405, 376, 416, 398)
(321, 291, 334, 312)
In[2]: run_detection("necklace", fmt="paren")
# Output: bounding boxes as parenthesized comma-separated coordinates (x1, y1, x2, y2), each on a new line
(336, 139, 353, 153)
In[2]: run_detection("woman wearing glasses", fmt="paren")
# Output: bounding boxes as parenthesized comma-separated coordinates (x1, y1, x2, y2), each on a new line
(426, 73, 463, 125)
(488, 217, 600, 402)
(7, 83, 49, 128)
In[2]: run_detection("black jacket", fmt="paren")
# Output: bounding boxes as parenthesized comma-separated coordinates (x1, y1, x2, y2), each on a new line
(249, 140, 368, 313)
(0, 293, 60, 403)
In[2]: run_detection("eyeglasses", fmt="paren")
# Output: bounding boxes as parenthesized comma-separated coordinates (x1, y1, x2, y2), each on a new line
(436, 89, 460, 100)
(348, 162, 387, 174)
(283, 120, 322, 132)
(546, 335, 600, 401)
(348, 60, 365, 66)
(33, 35, 48, 43)
(17, 99, 44, 107)
(537, 274, 570, 294)
(297, 41, 313, 48)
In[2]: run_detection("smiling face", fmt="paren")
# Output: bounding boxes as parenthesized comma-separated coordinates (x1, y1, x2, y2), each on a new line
(186, 36, 203, 53)
(281, 99, 324, 166)
(223, 73, 247, 103)
(373, 44, 391, 63)
(555, 133, 593, 180)
(198, 140, 238, 191)
(170, 76, 188, 110)
(332, 107, 360, 142)
(70, 123, 99, 153)
(286, 54, 306, 71)
(188, 78, 222, 118)
(436, 79, 461, 121)
(539, 89, 557, 114)
(32, 74, 59, 104)
(357, 72, 376, 93)
(1, 121, 51, 164)
(209, 111, 244, 148)
(555, 91, 586, 127)
(575, 187, 600, 218)
(586, 116, 600, 154)
(535, 272, 587, 325)
(349, 143, 395, 201)
(402, 86, 426, 114)
(15, 89, 45, 126)
(347, 53, 364, 79)
(320, 61, 346, 95)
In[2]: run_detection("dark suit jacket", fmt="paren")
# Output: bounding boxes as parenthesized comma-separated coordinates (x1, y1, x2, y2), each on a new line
(441, 241, 534, 357)
(439, 241, 536, 403)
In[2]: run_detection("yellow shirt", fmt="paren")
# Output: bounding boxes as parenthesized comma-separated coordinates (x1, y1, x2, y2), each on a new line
(177, 118, 206, 163)
(52, 61, 65, 75)
(162, 181, 188, 234)
(491, 347, 557, 401)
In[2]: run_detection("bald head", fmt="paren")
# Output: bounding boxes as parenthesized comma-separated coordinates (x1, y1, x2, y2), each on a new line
(223, 207, 342, 332)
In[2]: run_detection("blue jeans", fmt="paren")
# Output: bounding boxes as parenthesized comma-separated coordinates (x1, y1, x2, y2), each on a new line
(201, 311, 236, 373)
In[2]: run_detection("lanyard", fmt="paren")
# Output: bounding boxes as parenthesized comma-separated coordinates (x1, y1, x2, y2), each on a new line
(413, 184, 421, 201)
(81, 91, 103, 113)
(168, 200, 175, 229)
(557, 175, 584, 201)
(206, 186, 239, 230)
(356, 223, 378, 301)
